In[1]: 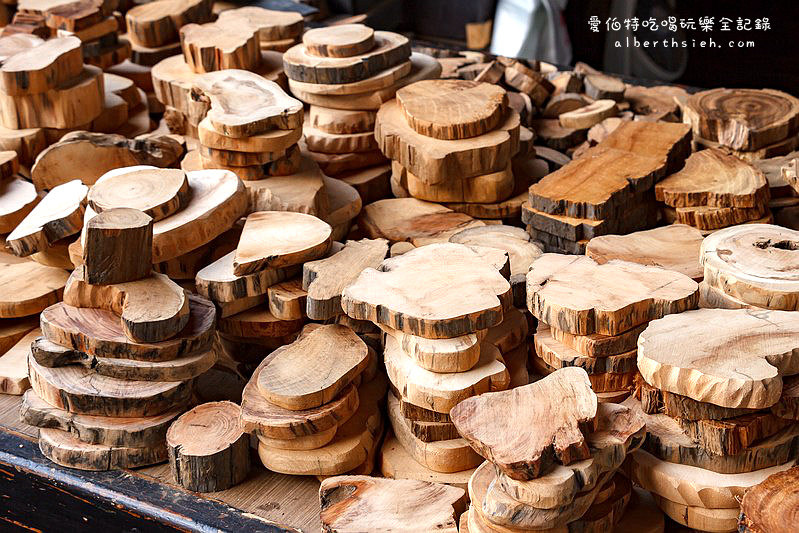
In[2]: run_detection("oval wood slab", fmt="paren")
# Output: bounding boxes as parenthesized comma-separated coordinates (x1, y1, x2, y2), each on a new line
(216, 6, 303, 41)
(195, 249, 298, 306)
(302, 24, 375, 58)
(88, 168, 189, 221)
(0, 261, 69, 318)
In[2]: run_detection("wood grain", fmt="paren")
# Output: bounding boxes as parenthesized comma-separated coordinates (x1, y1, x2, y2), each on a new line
(0, 261, 68, 318)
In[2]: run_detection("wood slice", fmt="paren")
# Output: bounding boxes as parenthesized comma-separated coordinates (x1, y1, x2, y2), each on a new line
(82, 208, 152, 285)
(215, 7, 303, 41)
(287, 52, 441, 111)
(303, 124, 377, 154)
(542, 92, 588, 119)
(529, 118, 586, 151)
(256, 324, 368, 410)
(40, 295, 215, 362)
(484, 307, 528, 354)
(701, 224, 799, 310)
(376, 100, 520, 183)
(303, 24, 374, 59)
(197, 116, 302, 154)
(527, 254, 698, 336)
(676, 411, 789, 457)
(319, 475, 465, 533)
(233, 211, 331, 275)
(624, 84, 685, 121)
(266, 277, 306, 320)
(683, 88, 799, 151)
(0, 261, 68, 318)
(497, 402, 644, 509)
(283, 31, 409, 84)
(502, 62, 553, 106)
(385, 336, 508, 414)
(0, 327, 39, 394)
(87, 168, 189, 222)
(29, 354, 192, 417)
(5, 179, 86, 257)
(549, 323, 645, 358)
(125, 0, 212, 48)
(739, 465, 799, 533)
(638, 308, 799, 409)
(167, 401, 249, 492)
(529, 121, 691, 219)
(195, 249, 298, 306)
(38, 427, 167, 471)
(675, 203, 769, 230)
(656, 148, 769, 209)
(585, 225, 704, 281)
(380, 434, 476, 490)
(342, 242, 511, 338)
(22, 388, 180, 447)
(216, 304, 303, 339)
(257, 375, 385, 475)
(631, 449, 796, 510)
(195, 69, 303, 137)
(0, 123, 46, 168)
(387, 392, 482, 473)
(559, 99, 618, 129)
(653, 495, 739, 532)
(257, 424, 337, 451)
(0, 35, 82, 95)
(0, 316, 37, 356)
(382, 325, 484, 374)
(395, 79, 507, 140)
(288, 59, 411, 97)
(534, 325, 637, 375)
(179, 22, 259, 73)
(243, 158, 329, 218)
(31, 132, 184, 190)
(304, 148, 388, 177)
(64, 266, 189, 343)
(308, 106, 375, 135)
(584, 74, 625, 101)
(394, 161, 514, 204)
(0, 65, 103, 129)
(450, 367, 597, 481)
(449, 225, 542, 285)
(302, 238, 387, 321)
(636, 379, 758, 421)
(324, 176, 361, 233)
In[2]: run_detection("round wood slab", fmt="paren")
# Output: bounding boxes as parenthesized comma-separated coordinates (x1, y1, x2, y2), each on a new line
(88, 168, 189, 221)
(302, 24, 375, 58)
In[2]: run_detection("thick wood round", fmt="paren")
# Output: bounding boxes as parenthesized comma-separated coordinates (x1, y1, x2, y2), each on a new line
(125, 0, 212, 48)
(83, 208, 153, 285)
(393, 161, 515, 203)
(166, 401, 249, 492)
(288, 60, 411, 97)
(396, 80, 507, 140)
(302, 24, 374, 58)
(179, 22, 260, 73)
(88, 168, 189, 221)
(197, 117, 302, 153)
(0, 35, 82, 95)
(559, 99, 618, 129)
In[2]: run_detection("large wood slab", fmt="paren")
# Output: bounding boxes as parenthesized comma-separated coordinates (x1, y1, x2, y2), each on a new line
(0, 35, 81, 95)
(0, 261, 68, 318)
(637, 308, 799, 409)
(87, 168, 188, 222)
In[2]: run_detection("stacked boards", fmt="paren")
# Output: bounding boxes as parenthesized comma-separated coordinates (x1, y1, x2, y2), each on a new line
(525, 120, 691, 253)
(656, 148, 771, 234)
(342, 243, 515, 483)
(242, 323, 385, 477)
(453, 368, 649, 532)
(25, 207, 217, 470)
(527, 254, 699, 400)
(685, 88, 799, 162)
(632, 306, 799, 532)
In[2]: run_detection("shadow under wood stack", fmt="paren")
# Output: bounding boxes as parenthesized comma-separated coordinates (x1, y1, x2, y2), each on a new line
(338, 242, 535, 488)
(524, 120, 691, 254)
(150, 5, 288, 137)
(631, 305, 799, 532)
(452, 367, 650, 531)
(21, 207, 220, 471)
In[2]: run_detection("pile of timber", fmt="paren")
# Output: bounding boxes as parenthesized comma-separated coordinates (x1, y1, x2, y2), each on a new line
(631, 306, 799, 532)
(526, 253, 700, 402)
(698, 223, 799, 311)
(340, 242, 530, 487)
(453, 368, 652, 532)
(685, 88, 799, 162)
(21, 207, 218, 471)
(151, 6, 285, 137)
(656, 148, 772, 233)
(524, 120, 691, 254)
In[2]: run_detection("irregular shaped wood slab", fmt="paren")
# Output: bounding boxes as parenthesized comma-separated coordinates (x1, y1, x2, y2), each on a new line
(0, 261, 68, 318)
(256, 324, 368, 410)
(550, 323, 645, 358)
(38, 427, 167, 471)
(0, 35, 82, 95)
(0, 178, 39, 234)
(39, 294, 215, 362)
(701, 224, 799, 310)
(380, 435, 476, 490)
(179, 22, 260, 73)
(342, 242, 511, 338)
(195, 249, 298, 306)
(381, 325, 484, 373)
(233, 211, 332, 276)
(535, 325, 638, 375)
(216, 6, 303, 41)
(5, 179, 87, 257)
(88, 168, 189, 221)
(451, 367, 597, 481)
(319, 475, 465, 533)
(526, 254, 698, 336)
(216, 304, 303, 339)
(302, 24, 374, 58)
(637, 308, 799, 409)
(739, 465, 799, 533)
(586, 224, 704, 281)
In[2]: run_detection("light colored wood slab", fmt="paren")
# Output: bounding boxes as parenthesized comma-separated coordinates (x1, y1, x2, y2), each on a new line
(87, 168, 188, 221)
(289, 59, 411, 97)
(586, 225, 704, 281)
(381, 325, 484, 374)
(637, 308, 799, 409)
(303, 24, 374, 58)
(303, 124, 377, 154)
(450, 367, 597, 480)
(527, 254, 698, 336)
(549, 323, 645, 358)
(167, 401, 250, 492)
(319, 475, 465, 533)
(5, 179, 86, 257)
(267, 277, 306, 320)
(38, 427, 167, 471)
(243, 156, 329, 217)
(380, 434, 476, 490)
(534, 325, 638, 375)
(652, 494, 738, 533)
(125, 0, 212, 48)
(0, 316, 37, 356)
(179, 22, 259, 73)
(256, 324, 368, 410)
(216, 304, 303, 339)
(197, 116, 302, 153)
(215, 6, 303, 41)
(308, 106, 375, 134)
(40, 294, 215, 362)
(195, 249, 298, 306)
(559, 99, 618, 129)
(342, 242, 511, 338)
(0, 327, 39, 394)
(394, 161, 515, 204)
(257, 424, 337, 451)
(0, 35, 82, 95)
(0, 261, 68, 318)
(0, 177, 39, 233)
(739, 465, 799, 533)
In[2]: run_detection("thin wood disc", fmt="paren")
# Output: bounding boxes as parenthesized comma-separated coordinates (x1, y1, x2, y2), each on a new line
(87, 168, 189, 222)
(0, 178, 39, 234)
(302, 24, 375, 58)
(0, 261, 68, 318)
(308, 106, 376, 134)
(288, 60, 411, 96)
(38, 427, 167, 471)
(216, 7, 303, 41)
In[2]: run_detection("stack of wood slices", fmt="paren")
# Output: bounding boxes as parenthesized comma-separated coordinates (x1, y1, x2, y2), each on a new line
(453, 368, 649, 532)
(23, 207, 218, 471)
(631, 304, 799, 532)
(47, 0, 129, 69)
(698, 223, 799, 310)
(216, 6, 303, 53)
(656, 148, 772, 234)
(527, 253, 700, 402)
(524, 120, 691, 253)
(341, 243, 523, 486)
(151, 4, 285, 137)
(285, 24, 439, 188)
